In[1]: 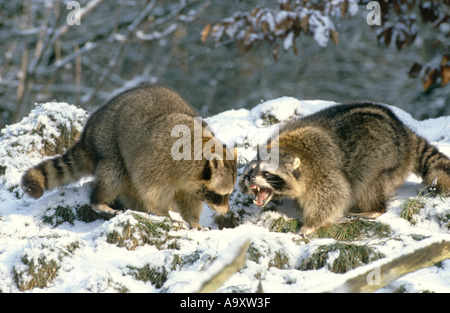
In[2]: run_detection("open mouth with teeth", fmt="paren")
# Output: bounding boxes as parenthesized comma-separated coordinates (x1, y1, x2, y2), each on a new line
(249, 185, 273, 207)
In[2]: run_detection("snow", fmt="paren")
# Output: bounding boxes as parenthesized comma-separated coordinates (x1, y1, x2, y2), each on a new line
(0, 98, 449, 293)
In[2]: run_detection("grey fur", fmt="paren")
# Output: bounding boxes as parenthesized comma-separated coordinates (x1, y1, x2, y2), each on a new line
(240, 102, 450, 235)
(22, 85, 237, 228)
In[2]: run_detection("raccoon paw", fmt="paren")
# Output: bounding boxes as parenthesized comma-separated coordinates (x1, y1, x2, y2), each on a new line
(91, 203, 123, 218)
(299, 225, 316, 237)
(189, 222, 203, 230)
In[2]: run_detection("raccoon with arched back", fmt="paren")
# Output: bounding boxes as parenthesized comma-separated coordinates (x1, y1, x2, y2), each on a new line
(240, 102, 450, 235)
(22, 85, 237, 229)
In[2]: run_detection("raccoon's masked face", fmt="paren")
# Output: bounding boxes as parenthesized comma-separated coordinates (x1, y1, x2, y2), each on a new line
(199, 157, 237, 215)
(239, 155, 300, 207)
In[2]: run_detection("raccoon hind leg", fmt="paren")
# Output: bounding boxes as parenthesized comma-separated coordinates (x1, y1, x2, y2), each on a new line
(90, 159, 125, 217)
(350, 182, 388, 219)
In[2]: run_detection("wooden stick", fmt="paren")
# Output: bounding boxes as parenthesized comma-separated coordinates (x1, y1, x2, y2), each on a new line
(197, 240, 250, 293)
(334, 239, 450, 293)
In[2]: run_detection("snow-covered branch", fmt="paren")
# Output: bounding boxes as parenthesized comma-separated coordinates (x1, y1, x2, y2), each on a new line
(203, 0, 359, 58)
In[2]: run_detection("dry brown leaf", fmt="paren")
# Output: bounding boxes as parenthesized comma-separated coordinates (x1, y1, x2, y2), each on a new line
(201, 24, 211, 43)
(441, 56, 450, 86)
(408, 62, 422, 79)
(340, 0, 349, 18)
(301, 15, 309, 33)
(423, 68, 439, 90)
(292, 39, 298, 55)
(261, 21, 269, 34)
(272, 44, 279, 61)
(330, 29, 339, 45)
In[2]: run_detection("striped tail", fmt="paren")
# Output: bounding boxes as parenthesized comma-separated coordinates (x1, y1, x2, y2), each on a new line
(414, 135, 450, 195)
(21, 142, 94, 199)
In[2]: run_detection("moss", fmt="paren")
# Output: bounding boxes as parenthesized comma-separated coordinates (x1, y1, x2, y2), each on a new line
(127, 264, 168, 289)
(34, 115, 82, 157)
(247, 243, 263, 263)
(437, 212, 450, 230)
(12, 241, 80, 291)
(269, 217, 303, 233)
(315, 219, 391, 241)
(401, 197, 425, 225)
(299, 242, 385, 274)
(13, 256, 59, 291)
(106, 213, 181, 250)
(43, 204, 106, 227)
(259, 112, 280, 126)
(0, 165, 6, 176)
(269, 250, 290, 269)
(43, 205, 77, 226)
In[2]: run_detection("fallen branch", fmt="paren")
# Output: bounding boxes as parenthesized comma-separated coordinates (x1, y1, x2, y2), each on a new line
(334, 238, 450, 293)
(197, 239, 250, 293)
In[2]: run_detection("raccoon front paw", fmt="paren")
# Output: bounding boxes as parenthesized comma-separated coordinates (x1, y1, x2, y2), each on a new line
(91, 203, 123, 218)
(189, 222, 203, 230)
(299, 225, 316, 237)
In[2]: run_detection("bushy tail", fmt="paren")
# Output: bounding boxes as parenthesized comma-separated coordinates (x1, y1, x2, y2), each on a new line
(414, 135, 450, 195)
(21, 142, 94, 199)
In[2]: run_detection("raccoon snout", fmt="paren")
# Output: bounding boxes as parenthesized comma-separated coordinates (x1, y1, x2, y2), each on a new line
(209, 203, 229, 215)
(246, 174, 256, 181)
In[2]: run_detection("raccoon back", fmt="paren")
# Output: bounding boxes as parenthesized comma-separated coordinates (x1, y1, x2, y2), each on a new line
(278, 102, 450, 194)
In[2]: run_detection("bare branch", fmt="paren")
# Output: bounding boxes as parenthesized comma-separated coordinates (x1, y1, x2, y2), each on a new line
(196, 240, 250, 293)
(334, 239, 450, 293)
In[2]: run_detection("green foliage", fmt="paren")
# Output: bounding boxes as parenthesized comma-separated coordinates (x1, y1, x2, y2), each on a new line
(315, 219, 392, 241)
(12, 241, 80, 291)
(299, 242, 385, 274)
(401, 195, 426, 225)
(127, 265, 169, 289)
(13, 256, 59, 291)
(269, 250, 290, 269)
(106, 213, 181, 251)
(269, 217, 302, 233)
(43, 204, 105, 226)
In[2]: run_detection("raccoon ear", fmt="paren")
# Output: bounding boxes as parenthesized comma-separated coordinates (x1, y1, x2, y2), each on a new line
(292, 157, 301, 170)
(209, 155, 224, 169)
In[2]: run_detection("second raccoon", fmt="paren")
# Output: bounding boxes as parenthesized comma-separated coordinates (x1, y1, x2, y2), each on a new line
(21, 85, 237, 228)
(240, 102, 450, 235)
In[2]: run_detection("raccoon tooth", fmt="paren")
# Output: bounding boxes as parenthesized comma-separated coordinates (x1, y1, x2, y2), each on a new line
(257, 186, 260, 192)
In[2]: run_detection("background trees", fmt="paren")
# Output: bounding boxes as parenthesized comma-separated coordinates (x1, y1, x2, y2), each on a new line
(1, 0, 449, 128)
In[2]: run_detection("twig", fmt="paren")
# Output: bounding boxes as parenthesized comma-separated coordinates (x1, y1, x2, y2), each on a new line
(197, 240, 250, 293)
(334, 239, 450, 293)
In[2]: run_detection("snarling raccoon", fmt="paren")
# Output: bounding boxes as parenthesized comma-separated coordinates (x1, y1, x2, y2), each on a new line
(21, 85, 237, 228)
(240, 102, 450, 235)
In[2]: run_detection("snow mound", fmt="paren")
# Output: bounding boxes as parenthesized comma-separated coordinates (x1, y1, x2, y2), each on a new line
(0, 98, 449, 293)
(0, 102, 88, 191)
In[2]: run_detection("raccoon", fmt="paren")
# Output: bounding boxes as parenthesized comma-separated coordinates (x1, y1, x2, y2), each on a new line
(240, 102, 450, 235)
(21, 85, 237, 228)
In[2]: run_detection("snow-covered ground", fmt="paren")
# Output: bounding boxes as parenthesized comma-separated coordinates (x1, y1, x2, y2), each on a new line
(0, 97, 449, 293)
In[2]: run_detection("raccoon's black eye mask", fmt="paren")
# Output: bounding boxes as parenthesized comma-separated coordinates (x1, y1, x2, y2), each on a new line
(249, 184, 273, 207)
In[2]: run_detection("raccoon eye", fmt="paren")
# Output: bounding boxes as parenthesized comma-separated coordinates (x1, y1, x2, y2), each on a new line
(262, 171, 270, 178)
